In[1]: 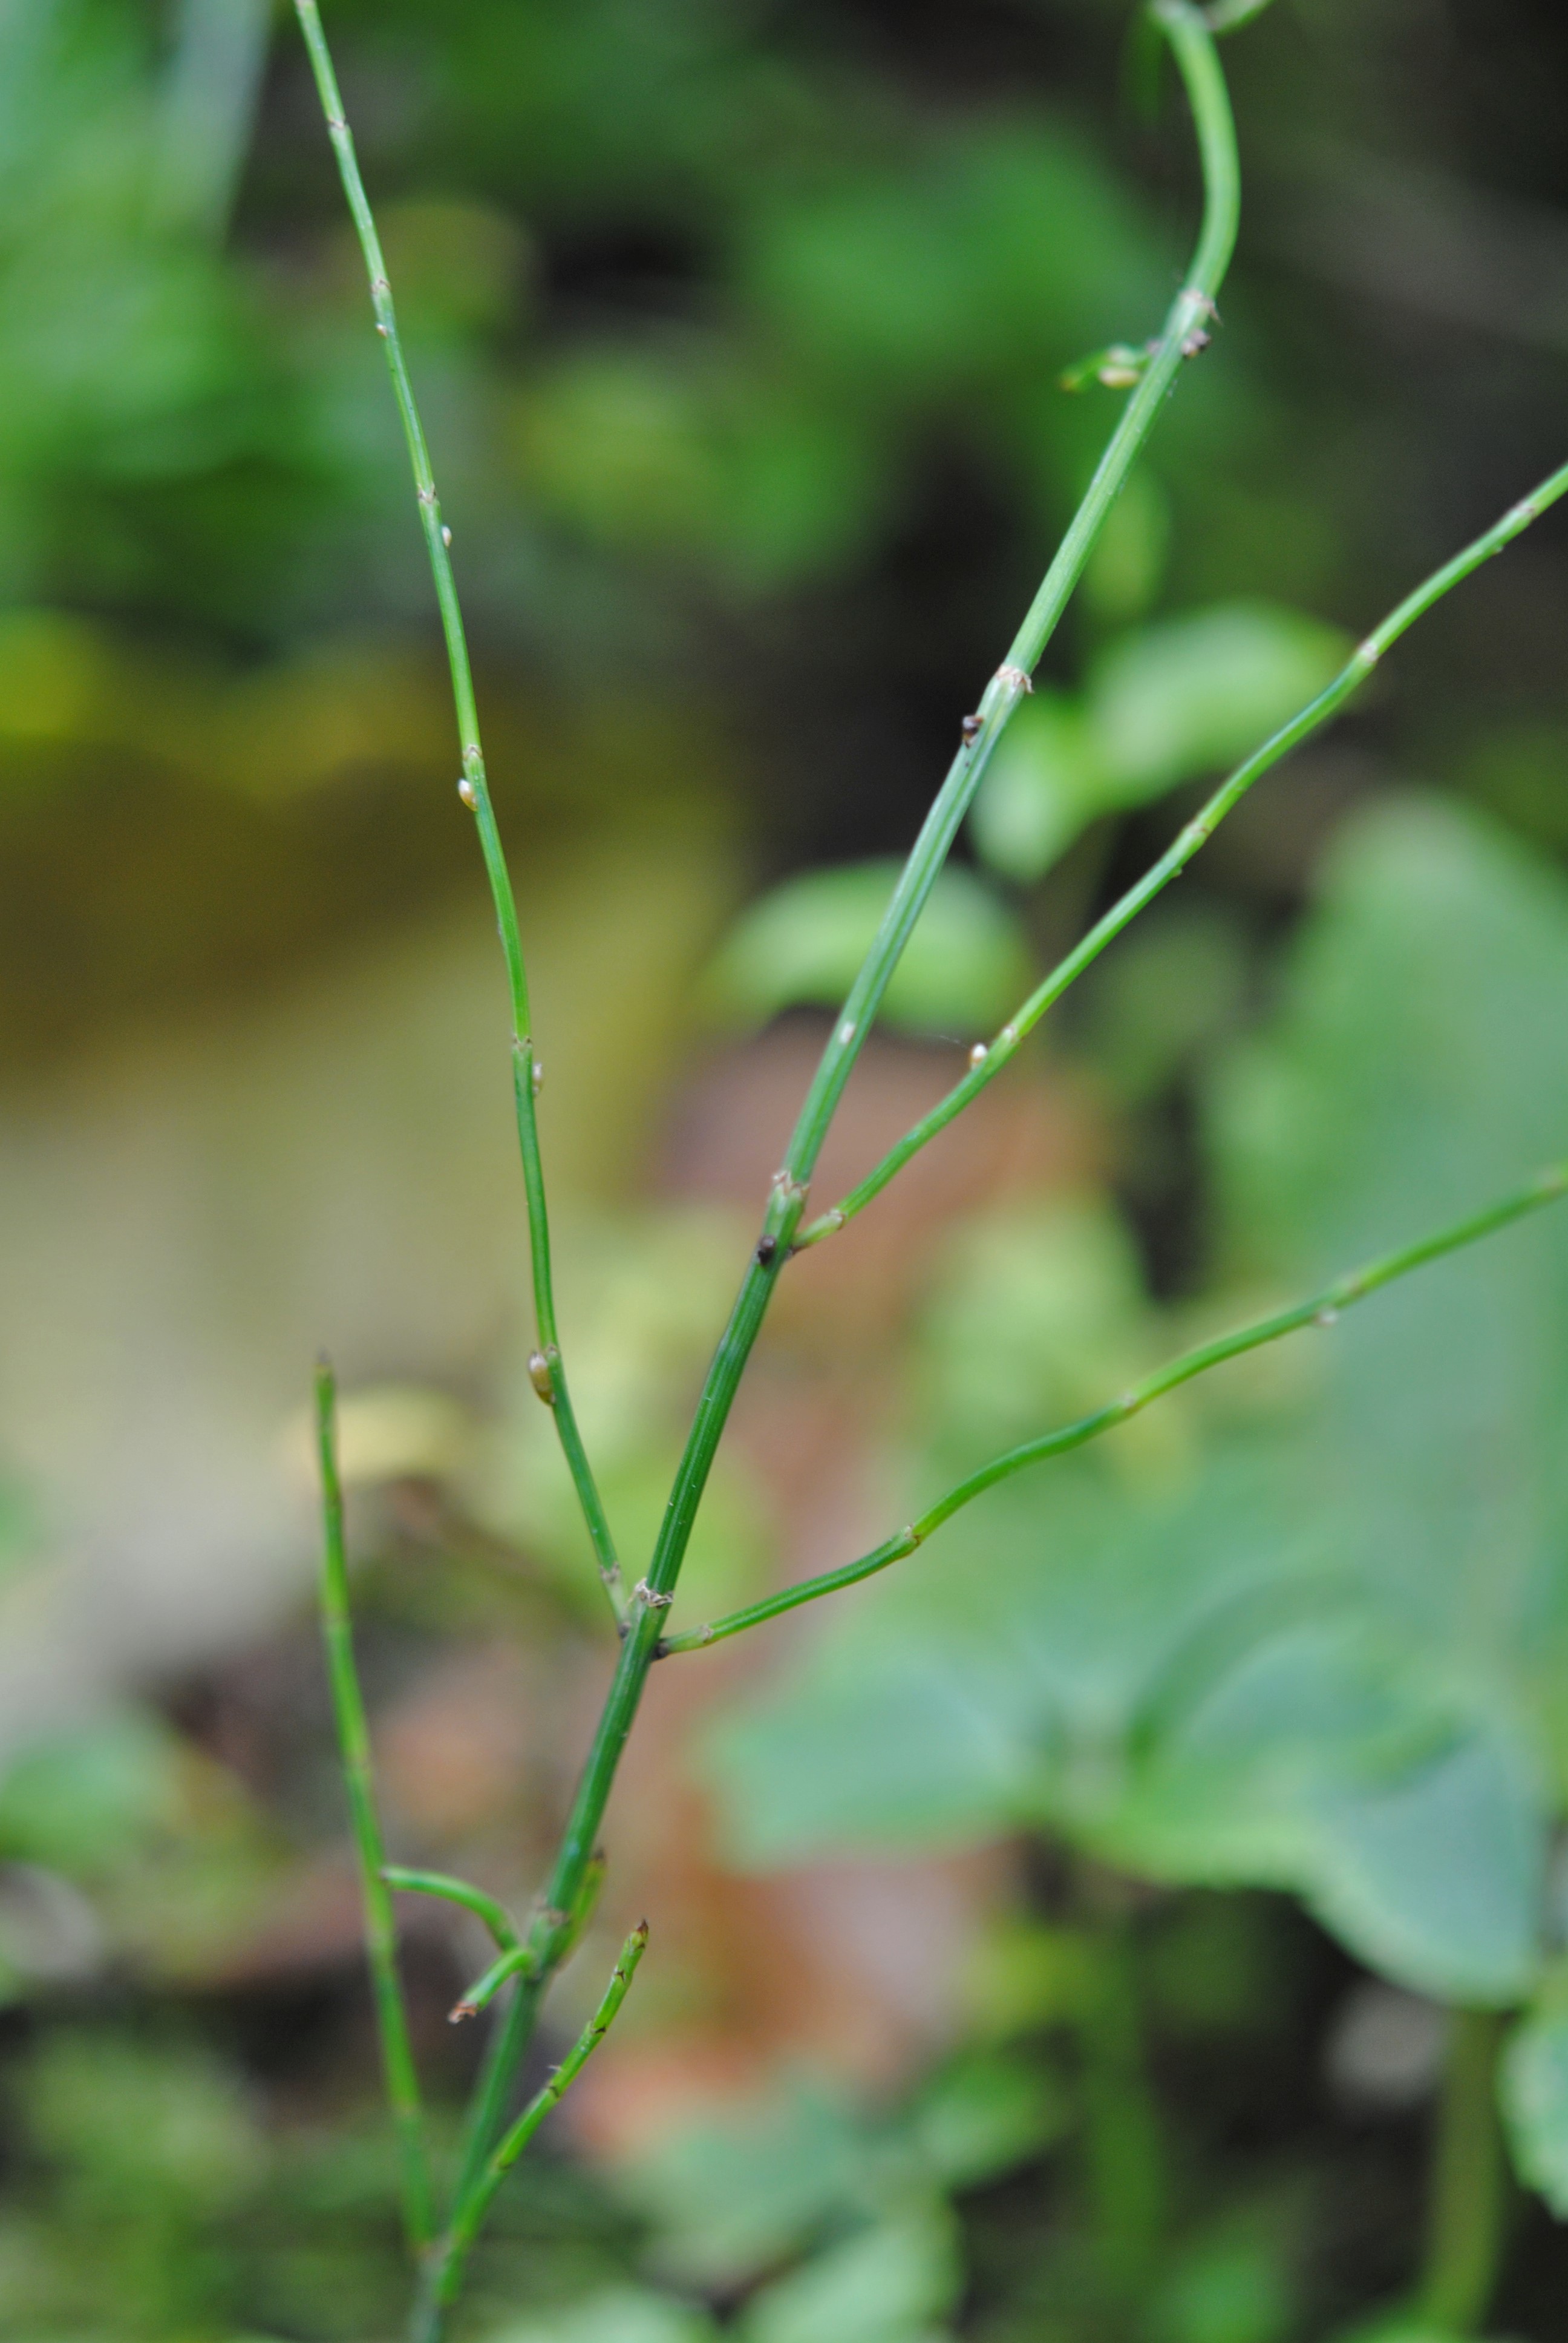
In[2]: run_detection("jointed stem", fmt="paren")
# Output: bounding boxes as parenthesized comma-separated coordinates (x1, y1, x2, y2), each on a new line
(414, 1926, 649, 2339)
(426, 9, 1241, 2286)
(291, 4, 1376, 2333)
(661, 1162, 1568, 1654)
(315, 1365, 434, 2254)
(292, 0, 623, 1627)
(774, 0, 1238, 1207)
(423, 16, 1244, 2279)
(794, 458, 1568, 1253)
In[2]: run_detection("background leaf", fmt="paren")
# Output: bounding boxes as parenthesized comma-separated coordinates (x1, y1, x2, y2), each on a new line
(708, 798, 1568, 2006)
(972, 602, 1348, 880)
(704, 859, 1031, 1036)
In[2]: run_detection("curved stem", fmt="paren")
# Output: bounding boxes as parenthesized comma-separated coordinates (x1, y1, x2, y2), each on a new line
(795, 458, 1568, 1254)
(661, 1162, 1568, 1654)
(315, 1365, 434, 2253)
(1419, 2009, 1509, 2333)
(302, 6, 1255, 2332)
(292, 0, 623, 1625)
(775, 0, 1238, 1205)
(414, 1927, 649, 2337)
(451, 1943, 535, 2023)
(554, 0, 1241, 1812)
(382, 1868, 519, 1953)
(415, 23, 1241, 2317)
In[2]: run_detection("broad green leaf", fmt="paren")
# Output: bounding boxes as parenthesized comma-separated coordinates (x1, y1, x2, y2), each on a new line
(1148, 2225, 1293, 2343)
(704, 859, 1031, 1037)
(485, 2292, 717, 2343)
(969, 694, 1108, 882)
(25, 2030, 264, 2212)
(1077, 906, 1249, 1103)
(708, 799, 1568, 2010)
(1088, 602, 1349, 795)
(908, 2050, 1070, 2186)
(616, 2080, 871, 2286)
(1500, 1983, 1568, 2216)
(739, 2207, 959, 2343)
(0, 1714, 184, 1876)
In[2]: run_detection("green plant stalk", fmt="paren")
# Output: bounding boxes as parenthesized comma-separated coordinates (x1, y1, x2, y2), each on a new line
(424, 3, 1243, 2279)
(383, 1867, 519, 1952)
(451, 1942, 535, 2022)
(598, 0, 1237, 1677)
(773, 0, 1237, 1213)
(661, 1160, 1568, 1653)
(795, 456, 1568, 1251)
(415, 1925, 649, 2333)
(292, 0, 624, 1627)
(315, 1363, 434, 2253)
(1418, 2007, 1509, 2333)
(297, 2, 1252, 2324)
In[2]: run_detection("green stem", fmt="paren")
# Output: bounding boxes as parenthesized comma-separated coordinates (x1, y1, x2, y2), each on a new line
(795, 458, 1568, 1253)
(440, 1599, 667, 2225)
(775, 0, 1237, 1207)
(1419, 2008, 1508, 2333)
(304, 4, 1250, 2330)
(661, 1161, 1568, 1654)
(315, 1363, 434, 2254)
(415, 1925, 649, 2339)
(442, 24, 1241, 2129)
(292, 0, 624, 1627)
(451, 1943, 536, 2022)
(383, 1867, 519, 1953)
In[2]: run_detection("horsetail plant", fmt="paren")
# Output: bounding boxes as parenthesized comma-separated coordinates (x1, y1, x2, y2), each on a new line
(293, 0, 1568, 2332)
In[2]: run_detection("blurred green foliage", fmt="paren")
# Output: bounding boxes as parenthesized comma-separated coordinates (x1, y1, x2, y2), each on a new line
(710, 799, 1568, 2013)
(5, 0, 1568, 2337)
(972, 602, 1349, 882)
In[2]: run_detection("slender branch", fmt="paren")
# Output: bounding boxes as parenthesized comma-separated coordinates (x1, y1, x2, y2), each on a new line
(613, 0, 1238, 1673)
(414, 1926, 649, 2341)
(774, 0, 1238, 1210)
(383, 1867, 519, 1953)
(661, 1162, 1568, 1655)
(795, 457, 1568, 1253)
(299, 6, 1261, 2330)
(315, 1362, 434, 2253)
(291, 0, 624, 1628)
(420, 10, 1247, 2310)
(451, 1943, 535, 2023)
